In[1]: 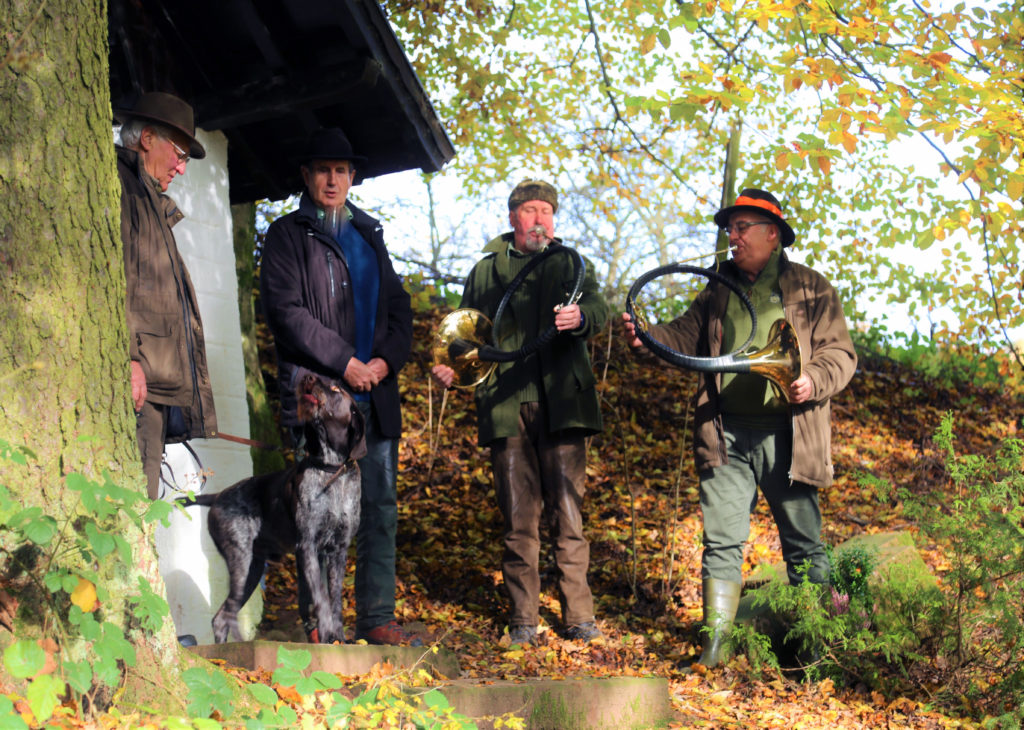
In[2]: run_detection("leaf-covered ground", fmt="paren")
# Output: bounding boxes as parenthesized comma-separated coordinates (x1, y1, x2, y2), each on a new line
(251, 309, 1023, 728)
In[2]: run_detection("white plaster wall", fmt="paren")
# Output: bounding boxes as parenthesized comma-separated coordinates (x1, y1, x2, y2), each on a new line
(152, 128, 262, 644)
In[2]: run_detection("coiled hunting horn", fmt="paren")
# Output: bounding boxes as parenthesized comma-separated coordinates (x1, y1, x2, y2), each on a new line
(624, 252, 802, 402)
(432, 238, 587, 388)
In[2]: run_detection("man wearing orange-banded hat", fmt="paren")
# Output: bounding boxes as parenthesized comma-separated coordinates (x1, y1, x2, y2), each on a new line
(621, 188, 856, 670)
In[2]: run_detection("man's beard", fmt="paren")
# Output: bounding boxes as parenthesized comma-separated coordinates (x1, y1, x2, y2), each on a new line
(522, 225, 550, 253)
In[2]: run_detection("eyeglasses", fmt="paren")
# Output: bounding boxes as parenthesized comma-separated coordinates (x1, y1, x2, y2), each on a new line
(168, 138, 190, 165)
(721, 220, 771, 236)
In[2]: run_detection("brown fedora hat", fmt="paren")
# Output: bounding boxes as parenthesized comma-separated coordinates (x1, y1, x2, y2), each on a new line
(714, 188, 795, 247)
(113, 91, 206, 160)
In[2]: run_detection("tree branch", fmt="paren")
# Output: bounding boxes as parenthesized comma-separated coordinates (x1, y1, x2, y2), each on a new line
(583, 0, 700, 196)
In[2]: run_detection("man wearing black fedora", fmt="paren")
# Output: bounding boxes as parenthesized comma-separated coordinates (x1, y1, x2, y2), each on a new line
(621, 188, 856, 669)
(115, 91, 217, 503)
(260, 128, 419, 646)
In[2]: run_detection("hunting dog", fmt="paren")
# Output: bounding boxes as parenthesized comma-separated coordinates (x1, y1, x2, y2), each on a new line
(182, 373, 365, 644)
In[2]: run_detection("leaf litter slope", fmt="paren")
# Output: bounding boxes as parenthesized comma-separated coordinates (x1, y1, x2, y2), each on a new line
(253, 308, 1022, 728)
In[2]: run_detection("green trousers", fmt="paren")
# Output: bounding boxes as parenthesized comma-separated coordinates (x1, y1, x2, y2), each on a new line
(699, 419, 830, 585)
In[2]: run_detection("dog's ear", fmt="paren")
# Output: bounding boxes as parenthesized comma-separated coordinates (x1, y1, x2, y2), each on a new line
(347, 400, 367, 461)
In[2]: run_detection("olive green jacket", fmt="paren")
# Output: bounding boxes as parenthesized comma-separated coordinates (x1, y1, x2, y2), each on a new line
(647, 251, 855, 488)
(461, 234, 608, 446)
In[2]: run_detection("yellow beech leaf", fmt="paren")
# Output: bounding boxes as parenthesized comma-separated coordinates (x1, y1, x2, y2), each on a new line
(775, 152, 790, 171)
(1007, 175, 1024, 201)
(842, 132, 857, 154)
(639, 34, 656, 55)
(817, 156, 832, 175)
(71, 578, 98, 612)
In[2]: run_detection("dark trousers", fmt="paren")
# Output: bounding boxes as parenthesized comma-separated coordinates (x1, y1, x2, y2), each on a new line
(490, 402, 595, 628)
(136, 401, 167, 500)
(699, 419, 830, 585)
(294, 401, 398, 635)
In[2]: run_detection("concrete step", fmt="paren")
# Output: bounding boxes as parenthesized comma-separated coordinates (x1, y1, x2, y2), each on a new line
(436, 676, 671, 730)
(189, 639, 460, 678)
(190, 641, 671, 729)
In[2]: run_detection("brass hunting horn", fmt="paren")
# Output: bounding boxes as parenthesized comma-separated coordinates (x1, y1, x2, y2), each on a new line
(625, 253, 802, 402)
(433, 241, 587, 388)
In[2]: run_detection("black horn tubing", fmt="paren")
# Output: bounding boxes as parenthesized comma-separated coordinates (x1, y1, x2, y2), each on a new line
(625, 263, 759, 371)
(476, 244, 587, 363)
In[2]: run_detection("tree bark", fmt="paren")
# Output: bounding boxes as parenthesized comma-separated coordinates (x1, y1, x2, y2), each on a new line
(231, 202, 285, 476)
(0, 0, 185, 715)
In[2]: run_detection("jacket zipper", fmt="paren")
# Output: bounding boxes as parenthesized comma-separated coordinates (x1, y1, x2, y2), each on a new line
(326, 251, 336, 298)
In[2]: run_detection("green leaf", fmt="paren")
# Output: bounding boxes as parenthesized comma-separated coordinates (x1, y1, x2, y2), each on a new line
(84, 522, 117, 558)
(25, 674, 64, 724)
(182, 666, 235, 720)
(421, 687, 451, 710)
(95, 623, 136, 668)
(657, 28, 671, 49)
(247, 682, 278, 705)
(92, 655, 120, 688)
(4, 640, 45, 679)
(144, 499, 176, 525)
(128, 576, 170, 634)
(21, 513, 57, 545)
(62, 660, 93, 695)
(0, 694, 29, 729)
(294, 669, 341, 695)
(271, 645, 311, 688)
(325, 692, 353, 725)
(68, 606, 101, 641)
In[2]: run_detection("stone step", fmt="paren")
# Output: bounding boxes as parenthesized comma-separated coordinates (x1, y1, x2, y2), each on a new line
(189, 641, 671, 729)
(435, 676, 671, 730)
(189, 639, 460, 678)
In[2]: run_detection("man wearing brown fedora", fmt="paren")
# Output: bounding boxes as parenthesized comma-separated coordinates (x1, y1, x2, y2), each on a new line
(621, 188, 856, 669)
(260, 127, 419, 646)
(115, 91, 217, 503)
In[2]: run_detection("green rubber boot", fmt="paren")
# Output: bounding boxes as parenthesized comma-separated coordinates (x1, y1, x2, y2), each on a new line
(696, 579, 742, 668)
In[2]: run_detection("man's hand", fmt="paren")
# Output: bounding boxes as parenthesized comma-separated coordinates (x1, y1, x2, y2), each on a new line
(788, 373, 813, 404)
(367, 357, 390, 382)
(620, 312, 643, 349)
(431, 364, 456, 389)
(344, 357, 379, 393)
(553, 303, 583, 331)
(130, 360, 147, 412)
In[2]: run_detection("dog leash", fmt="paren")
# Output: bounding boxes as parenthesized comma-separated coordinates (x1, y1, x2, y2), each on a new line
(215, 431, 284, 451)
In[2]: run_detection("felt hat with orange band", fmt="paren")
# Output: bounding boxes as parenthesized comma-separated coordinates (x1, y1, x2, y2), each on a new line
(714, 188, 795, 247)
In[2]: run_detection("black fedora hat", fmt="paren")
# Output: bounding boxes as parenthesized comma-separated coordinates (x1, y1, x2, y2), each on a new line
(113, 91, 206, 160)
(714, 188, 795, 247)
(300, 127, 366, 165)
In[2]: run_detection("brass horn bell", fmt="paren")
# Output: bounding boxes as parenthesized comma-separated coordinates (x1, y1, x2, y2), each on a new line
(742, 318, 802, 402)
(432, 308, 498, 388)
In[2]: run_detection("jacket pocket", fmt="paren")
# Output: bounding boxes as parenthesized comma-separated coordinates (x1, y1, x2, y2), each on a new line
(133, 313, 182, 392)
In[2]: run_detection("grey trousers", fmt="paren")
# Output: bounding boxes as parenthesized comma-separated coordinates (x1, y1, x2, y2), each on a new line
(699, 419, 830, 585)
(490, 402, 595, 628)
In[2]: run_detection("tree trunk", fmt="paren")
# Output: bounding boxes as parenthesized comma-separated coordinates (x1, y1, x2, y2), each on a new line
(231, 202, 285, 476)
(0, 0, 187, 716)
